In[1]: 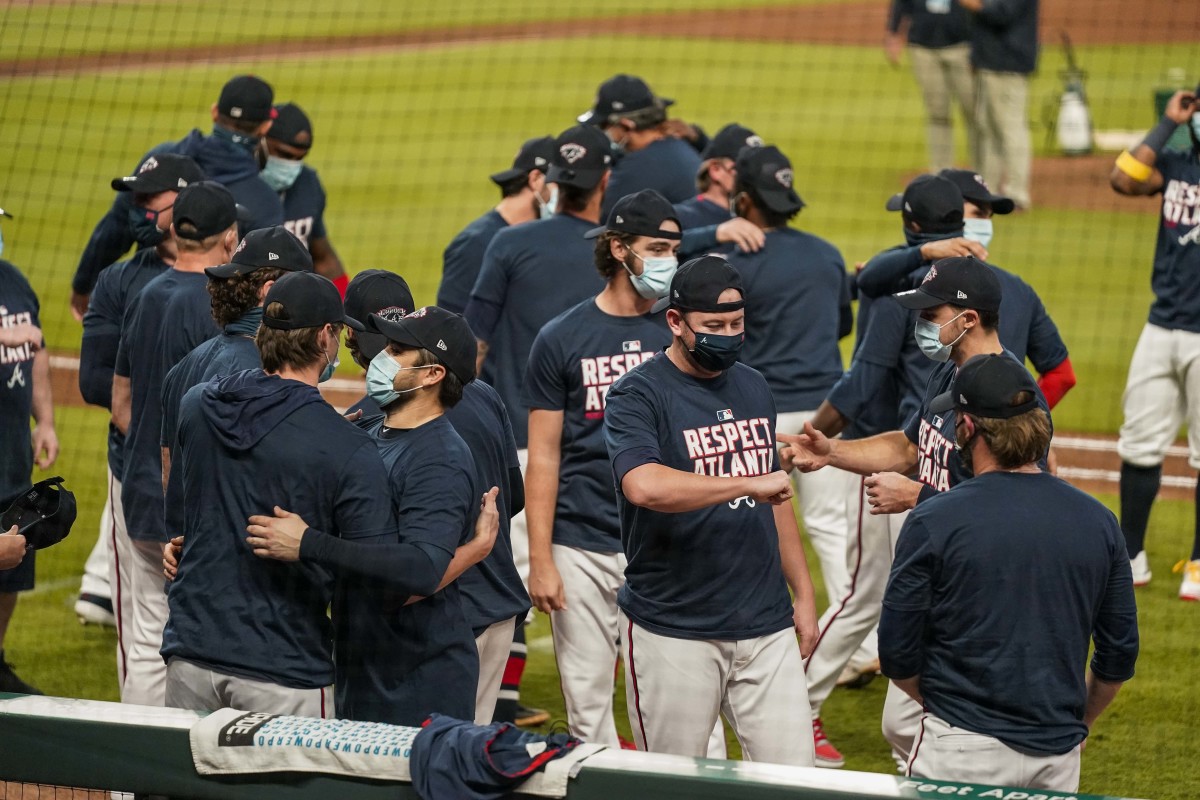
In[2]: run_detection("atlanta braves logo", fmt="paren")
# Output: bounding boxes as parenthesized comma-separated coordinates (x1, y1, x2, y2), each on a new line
(1179, 225, 1200, 247)
(774, 168, 793, 188)
(6, 363, 24, 389)
(560, 144, 587, 164)
(728, 495, 756, 510)
(745, 135, 764, 148)
(138, 156, 158, 174)
(234, 239, 247, 256)
(405, 307, 430, 319)
(923, 265, 939, 283)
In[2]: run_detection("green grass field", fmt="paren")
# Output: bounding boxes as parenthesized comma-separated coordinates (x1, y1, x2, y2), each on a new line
(2, 3, 1198, 798)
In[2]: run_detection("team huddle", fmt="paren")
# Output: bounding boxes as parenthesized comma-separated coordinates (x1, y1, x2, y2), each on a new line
(11, 68, 1200, 795)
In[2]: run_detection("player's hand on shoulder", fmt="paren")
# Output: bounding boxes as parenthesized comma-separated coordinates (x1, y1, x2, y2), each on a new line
(778, 422, 832, 472)
(919, 237, 987, 263)
(748, 470, 794, 505)
(1166, 90, 1197, 124)
(245, 506, 309, 562)
(469, 487, 500, 564)
(162, 535, 184, 581)
(864, 472, 920, 515)
(528, 559, 567, 614)
(0, 526, 28, 571)
(716, 218, 766, 253)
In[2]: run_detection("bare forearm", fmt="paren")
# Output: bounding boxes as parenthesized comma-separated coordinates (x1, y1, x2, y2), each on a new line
(31, 349, 53, 426)
(161, 447, 171, 493)
(525, 456, 560, 567)
(828, 431, 916, 475)
(808, 400, 847, 439)
(1083, 671, 1123, 729)
(773, 503, 814, 602)
(112, 375, 132, 435)
(622, 463, 763, 513)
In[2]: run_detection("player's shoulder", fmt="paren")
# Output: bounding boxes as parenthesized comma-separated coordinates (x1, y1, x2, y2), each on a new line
(609, 350, 668, 395)
(542, 297, 597, 336)
(726, 360, 773, 393)
(0, 259, 34, 296)
(298, 163, 323, 189)
(1157, 146, 1200, 177)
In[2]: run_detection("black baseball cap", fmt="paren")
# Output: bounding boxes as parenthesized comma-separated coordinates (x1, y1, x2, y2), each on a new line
(585, 189, 682, 240)
(0, 476, 76, 550)
(367, 306, 477, 384)
(930, 354, 1040, 419)
(894, 256, 1002, 312)
(700, 123, 763, 161)
(205, 226, 313, 278)
(172, 181, 238, 241)
(736, 145, 804, 215)
(577, 74, 674, 127)
(546, 125, 613, 190)
(262, 271, 364, 331)
(217, 75, 276, 123)
(344, 270, 416, 361)
(669, 255, 745, 313)
(111, 154, 205, 194)
(266, 102, 313, 150)
(937, 169, 1015, 215)
(885, 174, 964, 233)
(489, 136, 556, 185)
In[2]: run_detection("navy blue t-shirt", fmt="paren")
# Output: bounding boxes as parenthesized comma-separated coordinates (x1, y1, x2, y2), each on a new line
(904, 350, 1051, 503)
(524, 299, 671, 553)
(673, 196, 731, 231)
(1148, 148, 1200, 332)
(825, 293, 909, 440)
(445, 381, 531, 634)
(80, 248, 170, 477)
(881, 471, 1138, 755)
(969, 0, 1038, 74)
(439, 210, 508, 315)
(160, 330, 261, 534)
(115, 269, 220, 542)
(465, 213, 605, 447)
(336, 415, 480, 726)
(280, 165, 328, 248)
(603, 138, 703, 220)
(887, 0, 970, 48)
(604, 352, 793, 640)
(0, 261, 41, 502)
(161, 369, 395, 689)
(727, 227, 850, 411)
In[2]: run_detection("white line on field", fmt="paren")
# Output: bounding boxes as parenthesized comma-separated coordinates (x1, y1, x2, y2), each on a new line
(26, 576, 81, 598)
(1058, 466, 1197, 489)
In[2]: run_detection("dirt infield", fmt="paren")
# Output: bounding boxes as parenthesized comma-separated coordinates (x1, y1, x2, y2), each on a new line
(2, 0, 1194, 79)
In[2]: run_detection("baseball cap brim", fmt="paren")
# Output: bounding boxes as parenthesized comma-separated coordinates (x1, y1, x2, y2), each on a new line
(546, 164, 604, 190)
(111, 175, 181, 194)
(929, 391, 956, 415)
(367, 313, 425, 350)
(204, 263, 243, 279)
(885, 193, 904, 212)
(489, 167, 528, 185)
(759, 186, 805, 214)
(893, 287, 947, 310)
(355, 331, 388, 362)
(576, 97, 675, 125)
(969, 193, 1015, 215)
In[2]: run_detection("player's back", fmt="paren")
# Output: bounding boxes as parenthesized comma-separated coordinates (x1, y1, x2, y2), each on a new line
(280, 164, 326, 248)
(438, 209, 508, 315)
(603, 138, 702, 218)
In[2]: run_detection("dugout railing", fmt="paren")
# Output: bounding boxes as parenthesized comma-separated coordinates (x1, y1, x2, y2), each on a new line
(0, 694, 1145, 800)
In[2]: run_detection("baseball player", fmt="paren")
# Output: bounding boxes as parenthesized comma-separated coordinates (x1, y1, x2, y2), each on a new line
(111, 181, 236, 707)
(523, 190, 677, 747)
(437, 136, 557, 315)
(74, 154, 205, 633)
(343, 271, 532, 726)
(70, 75, 284, 320)
(0, 208, 58, 694)
(577, 75, 703, 219)
(161, 272, 388, 716)
(604, 255, 819, 766)
(262, 102, 347, 293)
(1109, 87, 1200, 600)
(247, 305, 494, 725)
(882, 355, 1137, 791)
(160, 226, 314, 540)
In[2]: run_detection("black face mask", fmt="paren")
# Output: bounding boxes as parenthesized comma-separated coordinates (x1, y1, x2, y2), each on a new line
(683, 320, 743, 372)
(955, 417, 977, 477)
(904, 227, 961, 249)
(128, 204, 165, 247)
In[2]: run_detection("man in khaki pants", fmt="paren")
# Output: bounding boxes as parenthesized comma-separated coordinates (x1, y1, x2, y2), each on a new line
(886, 0, 980, 173)
(960, 0, 1038, 210)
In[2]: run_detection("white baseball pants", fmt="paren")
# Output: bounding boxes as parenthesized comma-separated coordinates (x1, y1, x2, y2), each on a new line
(475, 616, 517, 724)
(103, 471, 132, 693)
(1118, 322, 1200, 469)
(165, 657, 333, 718)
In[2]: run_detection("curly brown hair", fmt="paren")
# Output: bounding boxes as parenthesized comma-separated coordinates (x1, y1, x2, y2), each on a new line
(592, 230, 638, 281)
(208, 267, 286, 328)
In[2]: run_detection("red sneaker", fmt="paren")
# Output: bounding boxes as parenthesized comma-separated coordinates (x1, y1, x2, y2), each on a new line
(812, 717, 844, 768)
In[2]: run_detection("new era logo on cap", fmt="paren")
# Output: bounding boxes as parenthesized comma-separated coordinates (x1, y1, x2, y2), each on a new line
(775, 168, 793, 189)
(436, 339, 448, 351)
(177, 178, 188, 188)
(230, 106, 244, 118)
(561, 144, 587, 164)
(615, 215, 624, 224)
(960, 394, 968, 404)
(717, 409, 734, 421)
(957, 290, 968, 299)
(268, 252, 279, 261)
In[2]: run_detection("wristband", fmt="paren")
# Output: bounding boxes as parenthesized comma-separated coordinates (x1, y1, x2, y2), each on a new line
(1115, 151, 1153, 183)
(1140, 115, 1179, 154)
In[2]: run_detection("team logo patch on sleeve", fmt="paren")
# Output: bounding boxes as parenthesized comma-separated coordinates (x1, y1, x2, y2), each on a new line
(717, 409, 734, 421)
(622, 340, 641, 352)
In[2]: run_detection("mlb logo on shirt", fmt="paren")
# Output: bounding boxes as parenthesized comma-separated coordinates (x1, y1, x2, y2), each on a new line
(622, 340, 641, 353)
(717, 409, 734, 422)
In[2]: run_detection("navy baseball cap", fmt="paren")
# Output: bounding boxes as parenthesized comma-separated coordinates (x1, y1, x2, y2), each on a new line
(172, 181, 238, 240)
(937, 169, 1015, 215)
(546, 125, 612, 190)
(217, 75, 276, 123)
(489, 136, 556, 185)
(585, 189, 682, 240)
(111, 154, 205, 194)
(885, 174, 964, 233)
(368, 306, 477, 384)
(577, 74, 674, 127)
(894, 256, 1001, 312)
(930, 354, 1040, 419)
(205, 226, 313, 278)
(266, 102, 313, 150)
(700, 123, 763, 161)
(0, 476, 76, 550)
(344, 270, 416, 361)
(736, 145, 804, 215)
(263, 271, 363, 331)
(670, 255, 744, 313)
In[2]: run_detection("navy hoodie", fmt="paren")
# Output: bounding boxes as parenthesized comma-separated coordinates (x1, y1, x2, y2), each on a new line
(161, 369, 395, 689)
(72, 128, 284, 294)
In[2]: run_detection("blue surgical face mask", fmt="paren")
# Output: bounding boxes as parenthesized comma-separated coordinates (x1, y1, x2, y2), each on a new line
(366, 350, 433, 408)
(128, 203, 166, 247)
(261, 155, 303, 192)
(319, 339, 339, 383)
(1191, 115, 1200, 140)
(537, 184, 558, 220)
(963, 218, 994, 249)
(624, 250, 678, 300)
(914, 311, 968, 363)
